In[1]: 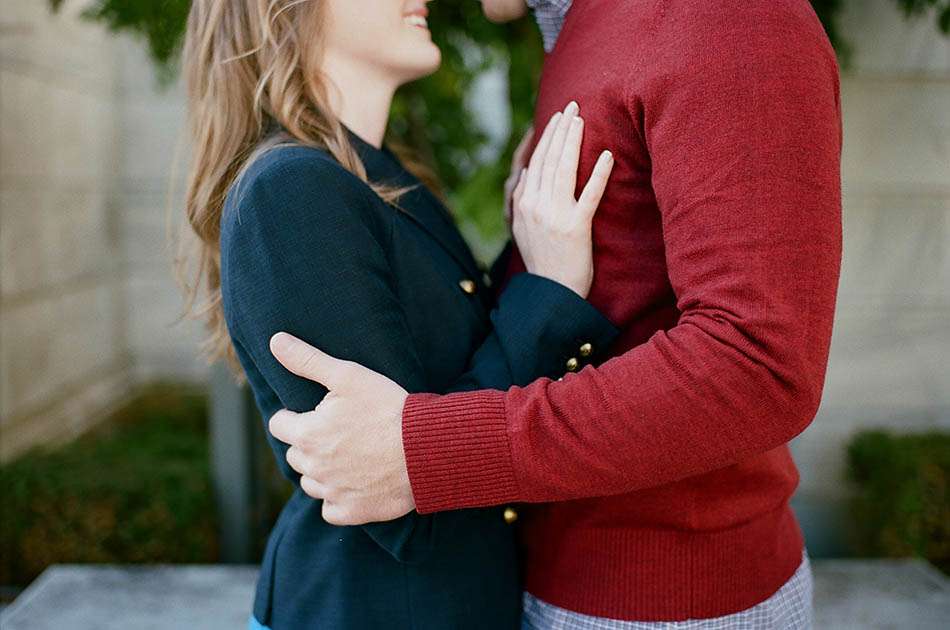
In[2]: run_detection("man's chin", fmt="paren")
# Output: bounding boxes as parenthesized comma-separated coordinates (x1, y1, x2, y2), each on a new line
(480, 1, 529, 24)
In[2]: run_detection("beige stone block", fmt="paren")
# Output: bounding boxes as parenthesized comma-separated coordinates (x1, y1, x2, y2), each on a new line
(0, 69, 55, 181)
(823, 309, 950, 415)
(794, 309, 950, 500)
(837, 193, 950, 309)
(43, 189, 120, 287)
(0, 189, 49, 297)
(0, 0, 118, 89)
(1, 188, 118, 298)
(840, 79, 950, 190)
(0, 367, 132, 463)
(116, 36, 177, 95)
(0, 281, 124, 420)
(119, 100, 188, 187)
(121, 192, 182, 268)
(50, 86, 119, 185)
(49, 282, 125, 390)
(0, 296, 57, 419)
(125, 273, 207, 381)
(841, 0, 950, 76)
(791, 403, 946, 501)
(0, 69, 118, 186)
(0, 0, 47, 23)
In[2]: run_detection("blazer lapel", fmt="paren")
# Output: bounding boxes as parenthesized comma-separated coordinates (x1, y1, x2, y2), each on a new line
(393, 185, 483, 281)
(347, 130, 484, 281)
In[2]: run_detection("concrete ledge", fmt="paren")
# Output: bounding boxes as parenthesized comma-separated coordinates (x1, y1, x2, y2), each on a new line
(1, 560, 948, 629)
(813, 559, 950, 629)
(0, 564, 258, 630)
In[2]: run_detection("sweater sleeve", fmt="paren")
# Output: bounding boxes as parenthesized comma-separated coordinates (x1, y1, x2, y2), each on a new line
(223, 150, 617, 562)
(402, 2, 843, 513)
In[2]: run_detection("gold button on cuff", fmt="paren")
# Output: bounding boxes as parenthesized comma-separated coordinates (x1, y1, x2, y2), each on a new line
(566, 357, 579, 372)
(459, 279, 477, 294)
(579, 342, 593, 357)
(503, 507, 518, 524)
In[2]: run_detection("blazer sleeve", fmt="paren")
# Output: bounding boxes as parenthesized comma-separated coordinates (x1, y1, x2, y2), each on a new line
(400, 3, 844, 513)
(222, 151, 617, 562)
(487, 239, 513, 295)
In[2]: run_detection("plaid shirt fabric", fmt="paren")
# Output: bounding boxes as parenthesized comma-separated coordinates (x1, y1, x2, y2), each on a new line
(527, 0, 574, 51)
(522, 550, 813, 630)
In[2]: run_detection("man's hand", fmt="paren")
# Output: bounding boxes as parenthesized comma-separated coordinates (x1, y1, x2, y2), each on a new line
(267, 332, 415, 526)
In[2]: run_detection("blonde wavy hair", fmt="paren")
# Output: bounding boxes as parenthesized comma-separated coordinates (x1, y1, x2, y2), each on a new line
(178, 0, 414, 374)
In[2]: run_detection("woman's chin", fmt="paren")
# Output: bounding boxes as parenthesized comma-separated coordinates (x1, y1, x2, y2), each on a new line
(398, 47, 443, 84)
(419, 46, 443, 77)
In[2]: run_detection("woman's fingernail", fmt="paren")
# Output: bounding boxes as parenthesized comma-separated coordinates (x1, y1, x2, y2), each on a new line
(603, 150, 613, 161)
(566, 100, 579, 114)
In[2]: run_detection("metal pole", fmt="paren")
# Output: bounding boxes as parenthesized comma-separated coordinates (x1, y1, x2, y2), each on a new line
(209, 364, 256, 562)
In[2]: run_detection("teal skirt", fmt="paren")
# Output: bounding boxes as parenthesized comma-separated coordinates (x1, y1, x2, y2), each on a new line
(248, 615, 270, 630)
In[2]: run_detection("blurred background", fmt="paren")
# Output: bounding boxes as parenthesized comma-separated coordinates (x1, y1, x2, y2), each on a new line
(1, 0, 948, 611)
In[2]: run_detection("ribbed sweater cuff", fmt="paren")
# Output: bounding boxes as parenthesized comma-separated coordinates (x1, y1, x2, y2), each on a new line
(402, 390, 519, 514)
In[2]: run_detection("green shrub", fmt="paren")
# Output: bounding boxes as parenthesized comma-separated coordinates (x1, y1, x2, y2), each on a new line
(847, 429, 950, 574)
(0, 384, 219, 587)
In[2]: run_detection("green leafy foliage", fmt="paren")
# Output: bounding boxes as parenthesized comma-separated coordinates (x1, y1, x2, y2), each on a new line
(391, 6, 543, 242)
(810, 0, 853, 62)
(893, 0, 950, 33)
(0, 385, 219, 587)
(49, 0, 190, 83)
(847, 430, 950, 574)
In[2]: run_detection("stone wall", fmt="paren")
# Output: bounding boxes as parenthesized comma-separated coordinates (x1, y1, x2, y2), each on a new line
(0, 1, 131, 460)
(790, 0, 950, 552)
(0, 2, 205, 462)
(115, 40, 205, 385)
(1, 1, 948, 531)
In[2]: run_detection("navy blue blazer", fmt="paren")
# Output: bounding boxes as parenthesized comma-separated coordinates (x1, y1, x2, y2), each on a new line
(219, 130, 619, 630)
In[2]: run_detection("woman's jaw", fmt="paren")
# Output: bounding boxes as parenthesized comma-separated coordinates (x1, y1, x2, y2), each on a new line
(317, 1, 442, 147)
(322, 0, 441, 90)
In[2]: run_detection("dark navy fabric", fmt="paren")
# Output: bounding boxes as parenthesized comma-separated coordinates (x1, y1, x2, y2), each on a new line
(220, 130, 619, 630)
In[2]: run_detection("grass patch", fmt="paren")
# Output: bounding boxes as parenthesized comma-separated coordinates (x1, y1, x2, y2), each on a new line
(847, 429, 950, 574)
(1, 383, 219, 588)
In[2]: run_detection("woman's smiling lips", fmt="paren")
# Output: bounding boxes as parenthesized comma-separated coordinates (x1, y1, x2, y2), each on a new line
(404, 4, 429, 29)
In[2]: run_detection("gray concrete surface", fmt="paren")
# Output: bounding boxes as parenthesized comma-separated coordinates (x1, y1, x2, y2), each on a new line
(1, 559, 947, 629)
(0, 564, 258, 630)
(812, 559, 950, 629)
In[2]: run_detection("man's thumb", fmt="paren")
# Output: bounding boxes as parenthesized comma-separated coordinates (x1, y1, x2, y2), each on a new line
(270, 332, 349, 389)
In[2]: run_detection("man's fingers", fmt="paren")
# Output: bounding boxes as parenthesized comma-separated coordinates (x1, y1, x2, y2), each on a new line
(299, 475, 326, 501)
(285, 444, 311, 477)
(577, 150, 615, 218)
(270, 332, 352, 390)
(269, 409, 304, 445)
(322, 501, 362, 526)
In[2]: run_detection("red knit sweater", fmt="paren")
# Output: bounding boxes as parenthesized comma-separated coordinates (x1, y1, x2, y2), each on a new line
(403, 0, 842, 621)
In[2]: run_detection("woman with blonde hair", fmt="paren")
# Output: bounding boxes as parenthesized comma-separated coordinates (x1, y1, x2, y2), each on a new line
(180, 1, 616, 628)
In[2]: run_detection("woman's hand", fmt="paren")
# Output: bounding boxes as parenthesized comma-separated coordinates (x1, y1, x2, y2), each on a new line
(511, 101, 615, 299)
(503, 126, 535, 226)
